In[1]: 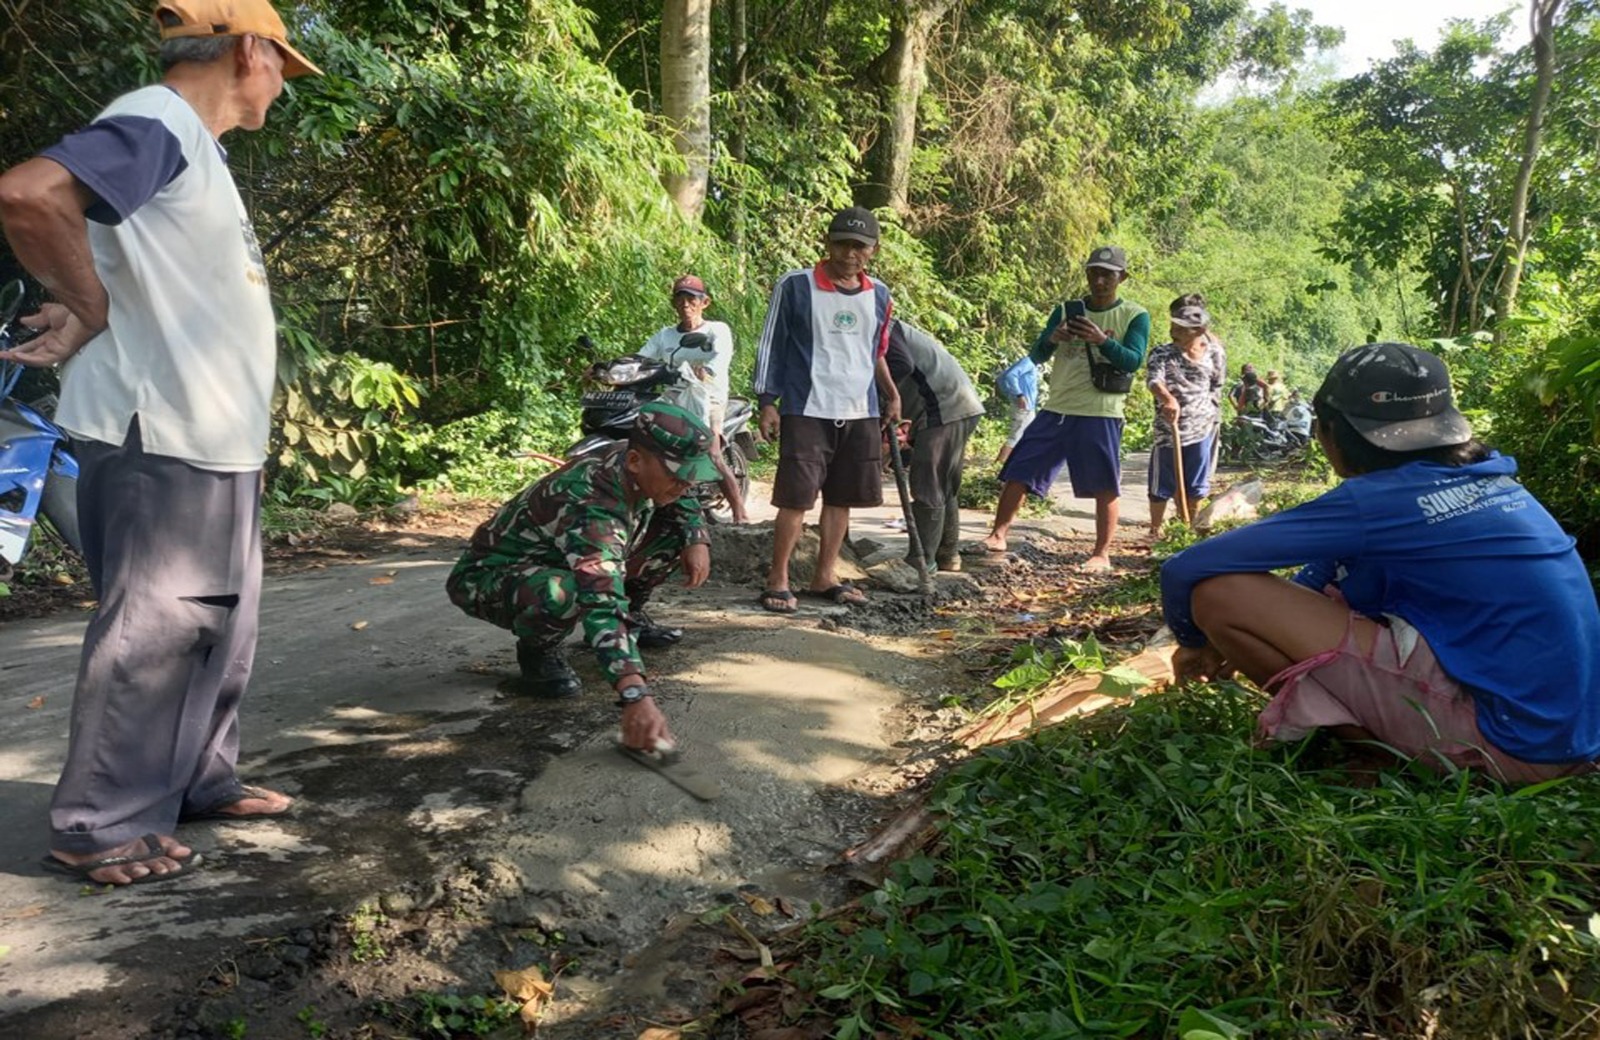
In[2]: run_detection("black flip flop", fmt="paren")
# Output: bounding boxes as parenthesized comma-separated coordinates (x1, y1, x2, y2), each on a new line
(41, 833, 203, 885)
(758, 589, 798, 614)
(799, 582, 868, 605)
(180, 784, 295, 823)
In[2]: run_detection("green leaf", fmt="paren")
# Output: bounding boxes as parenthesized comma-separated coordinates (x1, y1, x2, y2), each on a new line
(1176, 1007, 1247, 1039)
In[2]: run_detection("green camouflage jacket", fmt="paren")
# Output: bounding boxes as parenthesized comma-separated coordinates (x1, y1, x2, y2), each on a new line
(453, 441, 708, 681)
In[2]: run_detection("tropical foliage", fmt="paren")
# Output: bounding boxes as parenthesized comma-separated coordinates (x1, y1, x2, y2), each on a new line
(1, 0, 1598, 548)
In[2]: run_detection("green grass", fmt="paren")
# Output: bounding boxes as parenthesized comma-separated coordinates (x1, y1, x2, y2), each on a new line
(807, 686, 1600, 1038)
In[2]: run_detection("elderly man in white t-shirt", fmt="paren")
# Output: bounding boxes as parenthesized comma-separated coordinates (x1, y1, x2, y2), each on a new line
(639, 274, 748, 523)
(0, 0, 316, 886)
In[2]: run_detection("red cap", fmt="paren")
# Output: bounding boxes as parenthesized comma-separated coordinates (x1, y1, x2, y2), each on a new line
(671, 275, 709, 298)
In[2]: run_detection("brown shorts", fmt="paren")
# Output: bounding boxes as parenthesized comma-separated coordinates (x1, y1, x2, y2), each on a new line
(772, 415, 884, 510)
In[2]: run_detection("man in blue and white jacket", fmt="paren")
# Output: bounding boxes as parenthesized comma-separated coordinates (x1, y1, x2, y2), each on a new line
(752, 207, 902, 612)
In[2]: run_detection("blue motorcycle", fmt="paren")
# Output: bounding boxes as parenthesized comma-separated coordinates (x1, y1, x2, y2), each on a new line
(0, 279, 81, 581)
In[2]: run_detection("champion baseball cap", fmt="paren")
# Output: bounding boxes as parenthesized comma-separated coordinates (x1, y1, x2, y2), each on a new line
(827, 206, 880, 245)
(1085, 245, 1127, 271)
(1169, 303, 1210, 328)
(632, 402, 720, 483)
(671, 275, 709, 299)
(155, 0, 324, 78)
(1317, 342, 1473, 451)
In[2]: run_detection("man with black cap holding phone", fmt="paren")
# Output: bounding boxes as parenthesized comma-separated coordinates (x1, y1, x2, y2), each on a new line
(752, 206, 902, 612)
(0, 0, 321, 885)
(1162, 343, 1600, 783)
(447, 402, 721, 754)
(980, 245, 1149, 572)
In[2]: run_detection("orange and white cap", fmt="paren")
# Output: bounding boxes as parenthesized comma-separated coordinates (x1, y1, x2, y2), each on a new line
(155, 0, 324, 79)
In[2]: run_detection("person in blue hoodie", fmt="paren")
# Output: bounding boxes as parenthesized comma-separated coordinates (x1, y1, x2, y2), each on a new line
(994, 355, 1038, 465)
(1162, 342, 1600, 783)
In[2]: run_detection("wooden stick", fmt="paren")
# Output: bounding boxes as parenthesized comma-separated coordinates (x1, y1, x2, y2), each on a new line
(1173, 424, 1191, 524)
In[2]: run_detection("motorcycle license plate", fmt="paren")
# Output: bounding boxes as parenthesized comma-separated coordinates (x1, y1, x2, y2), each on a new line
(582, 390, 637, 409)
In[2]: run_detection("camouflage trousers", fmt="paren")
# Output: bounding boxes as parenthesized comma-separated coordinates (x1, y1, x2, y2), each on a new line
(445, 512, 687, 657)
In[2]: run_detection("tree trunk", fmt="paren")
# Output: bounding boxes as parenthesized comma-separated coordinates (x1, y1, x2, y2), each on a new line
(660, 0, 712, 221)
(728, 0, 749, 281)
(728, 0, 748, 159)
(859, 1, 954, 214)
(1497, 0, 1563, 336)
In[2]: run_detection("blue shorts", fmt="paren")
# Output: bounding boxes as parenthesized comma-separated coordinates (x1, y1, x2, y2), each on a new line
(1147, 433, 1218, 502)
(999, 411, 1123, 499)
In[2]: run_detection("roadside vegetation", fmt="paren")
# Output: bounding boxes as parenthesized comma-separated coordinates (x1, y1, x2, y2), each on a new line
(805, 687, 1600, 1038)
(773, 479, 1600, 1040)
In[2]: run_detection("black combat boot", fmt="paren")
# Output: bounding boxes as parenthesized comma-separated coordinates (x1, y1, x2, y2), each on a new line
(515, 641, 582, 699)
(627, 605, 684, 649)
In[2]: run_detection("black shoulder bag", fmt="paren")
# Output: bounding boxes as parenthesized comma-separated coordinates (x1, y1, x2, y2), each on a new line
(1083, 343, 1135, 395)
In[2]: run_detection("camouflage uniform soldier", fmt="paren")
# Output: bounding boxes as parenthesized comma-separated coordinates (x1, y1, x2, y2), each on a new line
(447, 401, 719, 750)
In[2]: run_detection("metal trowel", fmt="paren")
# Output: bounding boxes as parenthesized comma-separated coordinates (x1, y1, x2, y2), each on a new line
(615, 739, 722, 801)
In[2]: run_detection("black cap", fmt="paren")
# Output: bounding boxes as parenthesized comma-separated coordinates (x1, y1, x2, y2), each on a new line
(828, 206, 880, 245)
(1317, 343, 1473, 451)
(1085, 245, 1127, 271)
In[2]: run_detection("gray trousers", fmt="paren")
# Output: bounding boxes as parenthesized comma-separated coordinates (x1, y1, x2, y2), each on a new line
(51, 421, 262, 853)
(907, 416, 978, 567)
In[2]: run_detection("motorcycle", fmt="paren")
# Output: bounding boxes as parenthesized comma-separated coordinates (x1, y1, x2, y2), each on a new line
(1222, 411, 1307, 465)
(0, 279, 83, 581)
(566, 333, 756, 518)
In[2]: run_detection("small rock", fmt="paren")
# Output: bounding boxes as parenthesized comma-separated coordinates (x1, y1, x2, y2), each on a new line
(379, 891, 416, 916)
(414, 880, 447, 911)
(865, 558, 924, 594)
(279, 944, 313, 971)
(326, 502, 359, 520)
(579, 923, 619, 947)
(234, 953, 282, 982)
(850, 536, 885, 557)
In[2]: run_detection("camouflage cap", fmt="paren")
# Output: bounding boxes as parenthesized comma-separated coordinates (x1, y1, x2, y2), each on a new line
(632, 401, 720, 484)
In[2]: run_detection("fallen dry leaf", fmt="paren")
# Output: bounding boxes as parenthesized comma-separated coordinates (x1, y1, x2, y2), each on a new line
(934, 629, 955, 641)
(350, 620, 369, 631)
(740, 891, 776, 916)
(51, 573, 74, 586)
(774, 896, 799, 918)
(368, 575, 394, 586)
(26, 696, 45, 710)
(636, 1030, 680, 1040)
(725, 911, 775, 967)
(495, 965, 555, 1002)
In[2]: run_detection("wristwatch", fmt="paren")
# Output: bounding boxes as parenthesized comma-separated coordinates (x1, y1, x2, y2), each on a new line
(615, 683, 652, 708)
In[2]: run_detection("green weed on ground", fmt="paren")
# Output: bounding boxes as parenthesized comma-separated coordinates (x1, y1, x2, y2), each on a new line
(807, 686, 1600, 1038)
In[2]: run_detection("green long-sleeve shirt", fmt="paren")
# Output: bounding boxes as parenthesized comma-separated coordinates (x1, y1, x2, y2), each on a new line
(1027, 297, 1150, 419)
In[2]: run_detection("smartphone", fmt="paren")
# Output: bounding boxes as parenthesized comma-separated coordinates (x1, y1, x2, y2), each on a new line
(1063, 299, 1087, 321)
